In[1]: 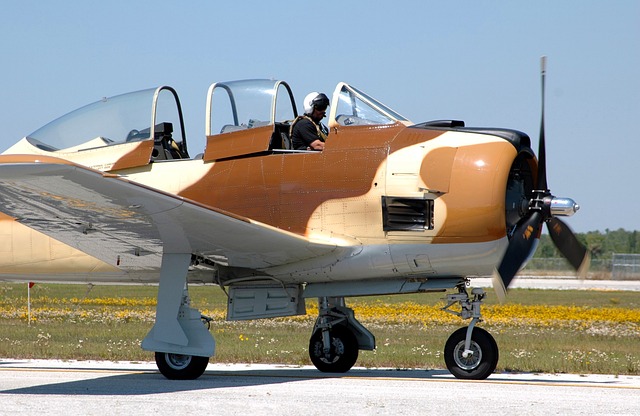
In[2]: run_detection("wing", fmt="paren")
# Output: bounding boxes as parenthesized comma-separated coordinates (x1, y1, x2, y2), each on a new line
(0, 155, 356, 278)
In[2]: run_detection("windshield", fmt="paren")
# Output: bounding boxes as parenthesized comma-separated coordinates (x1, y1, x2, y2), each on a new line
(26, 87, 186, 153)
(332, 83, 410, 126)
(206, 79, 297, 135)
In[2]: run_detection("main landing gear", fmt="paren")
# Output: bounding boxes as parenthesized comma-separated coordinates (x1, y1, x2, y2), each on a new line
(141, 253, 215, 380)
(155, 352, 210, 380)
(308, 297, 375, 373)
(154, 315, 214, 380)
(442, 284, 499, 380)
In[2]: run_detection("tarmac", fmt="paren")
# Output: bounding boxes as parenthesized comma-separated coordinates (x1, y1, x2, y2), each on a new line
(473, 275, 640, 291)
(1, 360, 639, 415)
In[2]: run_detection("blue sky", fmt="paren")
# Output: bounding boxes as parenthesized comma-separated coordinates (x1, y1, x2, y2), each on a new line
(1, 1, 638, 233)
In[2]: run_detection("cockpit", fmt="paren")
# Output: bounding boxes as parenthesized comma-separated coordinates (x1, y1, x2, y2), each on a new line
(3, 80, 411, 170)
(206, 79, 410, 135)
(202, 79, 411, 160)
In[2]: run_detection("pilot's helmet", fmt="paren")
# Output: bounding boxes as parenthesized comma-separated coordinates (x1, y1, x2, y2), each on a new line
(303, 92, 330, 114)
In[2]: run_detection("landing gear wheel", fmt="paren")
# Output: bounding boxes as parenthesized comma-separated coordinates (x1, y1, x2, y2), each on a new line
(444, 327, 498, 380)
(155, 352, 209, 380)
(309, 325, 359, 373)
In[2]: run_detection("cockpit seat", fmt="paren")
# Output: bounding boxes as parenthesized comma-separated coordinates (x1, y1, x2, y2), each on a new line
(152, 122, 188, 160)
(269, 122, 292, 151)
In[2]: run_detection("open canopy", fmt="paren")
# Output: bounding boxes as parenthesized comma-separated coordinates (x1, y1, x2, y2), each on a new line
(26, 86, 188, 154)
(3, 80, 411, 167)
(205, 79, 411, 137)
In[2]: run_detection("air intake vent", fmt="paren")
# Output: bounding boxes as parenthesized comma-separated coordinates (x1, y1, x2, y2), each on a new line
(382, 196, 434, 231)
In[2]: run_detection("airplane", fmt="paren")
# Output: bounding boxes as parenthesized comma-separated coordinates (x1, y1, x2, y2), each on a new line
(0, 58, 589, 380)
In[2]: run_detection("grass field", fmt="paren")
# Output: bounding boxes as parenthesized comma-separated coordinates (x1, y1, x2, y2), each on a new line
(1, 283, 639, 375)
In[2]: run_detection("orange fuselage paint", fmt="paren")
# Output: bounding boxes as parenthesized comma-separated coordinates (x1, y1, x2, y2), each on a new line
(175, 124, 516, 244)
(182, 125, 406, 236)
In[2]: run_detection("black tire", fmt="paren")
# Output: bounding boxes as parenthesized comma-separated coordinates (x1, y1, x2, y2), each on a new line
(444, 327, 498, 380)
(155, 352, 209, 380)
(309, 325, 359, 373)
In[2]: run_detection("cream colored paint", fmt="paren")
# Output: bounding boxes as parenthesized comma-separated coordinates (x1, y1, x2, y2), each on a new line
(3, 137, 148, 172)
(118, 159, 214, 195)
(0, 214, 120, 276)
(305, 131, 509, 245)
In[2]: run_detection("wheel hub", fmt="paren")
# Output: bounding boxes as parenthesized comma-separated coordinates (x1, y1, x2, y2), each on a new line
(453, 340, 482, 370)
(314, 337, 345, 364)
(165, 353, 192, 370)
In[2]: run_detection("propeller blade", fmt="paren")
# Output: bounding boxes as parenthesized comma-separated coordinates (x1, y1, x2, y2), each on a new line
(492, 211, 543, 302)
(537, 56, 548, 191)
(547, 217, 590, 277)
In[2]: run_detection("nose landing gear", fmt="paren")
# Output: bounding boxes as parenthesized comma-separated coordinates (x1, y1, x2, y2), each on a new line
(442, 284, 499, 380)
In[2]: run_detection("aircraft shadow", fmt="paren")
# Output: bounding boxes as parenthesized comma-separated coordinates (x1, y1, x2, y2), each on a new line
(0, 368, 300, 396)
(0, 363, 615, 396)
(0, 365, 449, 396)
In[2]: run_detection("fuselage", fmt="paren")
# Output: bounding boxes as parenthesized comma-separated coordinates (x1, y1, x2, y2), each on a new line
(0, 82, 537, 286)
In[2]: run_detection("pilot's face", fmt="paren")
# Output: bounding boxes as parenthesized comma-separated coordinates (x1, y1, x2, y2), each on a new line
(312, 106, 327, 121)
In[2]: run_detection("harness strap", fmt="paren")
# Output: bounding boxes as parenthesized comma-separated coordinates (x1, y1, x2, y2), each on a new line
(290, 115, 328, 142)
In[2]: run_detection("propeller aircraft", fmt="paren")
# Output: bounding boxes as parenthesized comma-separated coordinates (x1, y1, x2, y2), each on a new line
(0, 58, 588, 380)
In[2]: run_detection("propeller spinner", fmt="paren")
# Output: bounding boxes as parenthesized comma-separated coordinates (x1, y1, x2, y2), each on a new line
(492, 57, 590, 301)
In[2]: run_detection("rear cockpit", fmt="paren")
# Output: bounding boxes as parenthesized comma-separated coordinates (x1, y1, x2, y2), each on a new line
(3, 86, 189, 171)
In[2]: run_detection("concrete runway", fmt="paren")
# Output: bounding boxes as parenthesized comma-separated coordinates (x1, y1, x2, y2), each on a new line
(473, 276, 640, 291)
(1, 360, 639, 415)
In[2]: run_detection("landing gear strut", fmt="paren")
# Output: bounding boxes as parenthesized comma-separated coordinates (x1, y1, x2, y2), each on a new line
(308, 297, 375, 373)
(141, 253, 215, 380)
(442, 284, 499, 380)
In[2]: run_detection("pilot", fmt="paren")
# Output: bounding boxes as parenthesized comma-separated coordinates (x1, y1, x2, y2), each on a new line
(290, 92, 330, 151)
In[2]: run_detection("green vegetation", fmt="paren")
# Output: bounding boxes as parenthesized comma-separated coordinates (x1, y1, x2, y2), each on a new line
(528, 228, 640, 278)
(1, 283, 639, 375)
(535, 228, 640, 260)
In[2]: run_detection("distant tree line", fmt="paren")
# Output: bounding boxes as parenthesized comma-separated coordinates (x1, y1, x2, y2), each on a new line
(534, 228, 640, 260)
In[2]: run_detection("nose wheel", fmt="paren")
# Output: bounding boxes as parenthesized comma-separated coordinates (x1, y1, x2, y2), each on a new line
(444, 327, 498, 380)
